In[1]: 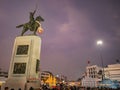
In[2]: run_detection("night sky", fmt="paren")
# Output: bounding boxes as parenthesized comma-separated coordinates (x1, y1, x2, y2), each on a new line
(0, 0, 120, 80)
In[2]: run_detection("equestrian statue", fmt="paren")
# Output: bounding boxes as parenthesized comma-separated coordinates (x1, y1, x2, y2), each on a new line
(16, 10, 44, 36)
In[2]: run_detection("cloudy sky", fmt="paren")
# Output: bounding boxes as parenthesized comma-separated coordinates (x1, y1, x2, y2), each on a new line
(0, 0, 120, 80)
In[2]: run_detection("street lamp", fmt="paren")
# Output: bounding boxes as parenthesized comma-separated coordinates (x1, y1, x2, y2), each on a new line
(96, 40, 104, 81)
(97, 40, 103, 45)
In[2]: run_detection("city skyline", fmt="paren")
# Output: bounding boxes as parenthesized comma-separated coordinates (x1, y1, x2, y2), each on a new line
(0, 0, 120, 80)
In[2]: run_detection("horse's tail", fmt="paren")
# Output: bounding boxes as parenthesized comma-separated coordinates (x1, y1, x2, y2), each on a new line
(16, 24, 23, 28)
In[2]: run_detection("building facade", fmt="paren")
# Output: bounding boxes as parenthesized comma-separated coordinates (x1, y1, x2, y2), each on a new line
(104, 64, 120, 82)
(41, 71, 56, 87)
(86, 65, 102, 80)
(0, 70, 8, 87)
(82, 65, 102, 87)
(82, 63, 120, 88)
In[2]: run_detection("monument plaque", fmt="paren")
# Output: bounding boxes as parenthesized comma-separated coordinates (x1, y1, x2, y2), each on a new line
(16, 45, 29, 55)
(13, 63, 26, 74)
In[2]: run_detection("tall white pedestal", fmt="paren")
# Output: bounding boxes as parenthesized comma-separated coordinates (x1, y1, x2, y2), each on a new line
(2, 35, 41, 90)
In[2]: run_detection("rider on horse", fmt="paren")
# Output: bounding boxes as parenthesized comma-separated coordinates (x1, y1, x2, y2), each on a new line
(16, 10, 44, 36)
(29, 10, 36, 30)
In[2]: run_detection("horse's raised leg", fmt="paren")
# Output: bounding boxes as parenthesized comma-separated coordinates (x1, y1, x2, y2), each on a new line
(33, 30, 36, 35)
(33, 24, 39, 35)
(21, 28, 28, 36)
(34, 28, 38, 35)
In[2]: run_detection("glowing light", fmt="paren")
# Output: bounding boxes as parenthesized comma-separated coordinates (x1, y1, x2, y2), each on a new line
(97, 40, 103, 45)
(37, 27, 44, 34)
(56, 75, 59, 77)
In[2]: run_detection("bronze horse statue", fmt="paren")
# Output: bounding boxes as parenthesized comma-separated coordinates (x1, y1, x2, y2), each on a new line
(16, 11, 44, 36)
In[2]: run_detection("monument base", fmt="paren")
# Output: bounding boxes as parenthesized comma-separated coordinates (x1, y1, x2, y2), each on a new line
(2, 35, 41, 90)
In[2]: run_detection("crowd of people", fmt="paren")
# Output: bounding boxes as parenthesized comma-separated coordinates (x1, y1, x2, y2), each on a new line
(41, 83, 120, 90)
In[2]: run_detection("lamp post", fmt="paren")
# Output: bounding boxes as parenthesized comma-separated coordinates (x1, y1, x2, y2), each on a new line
(97, 40, 104, 81)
